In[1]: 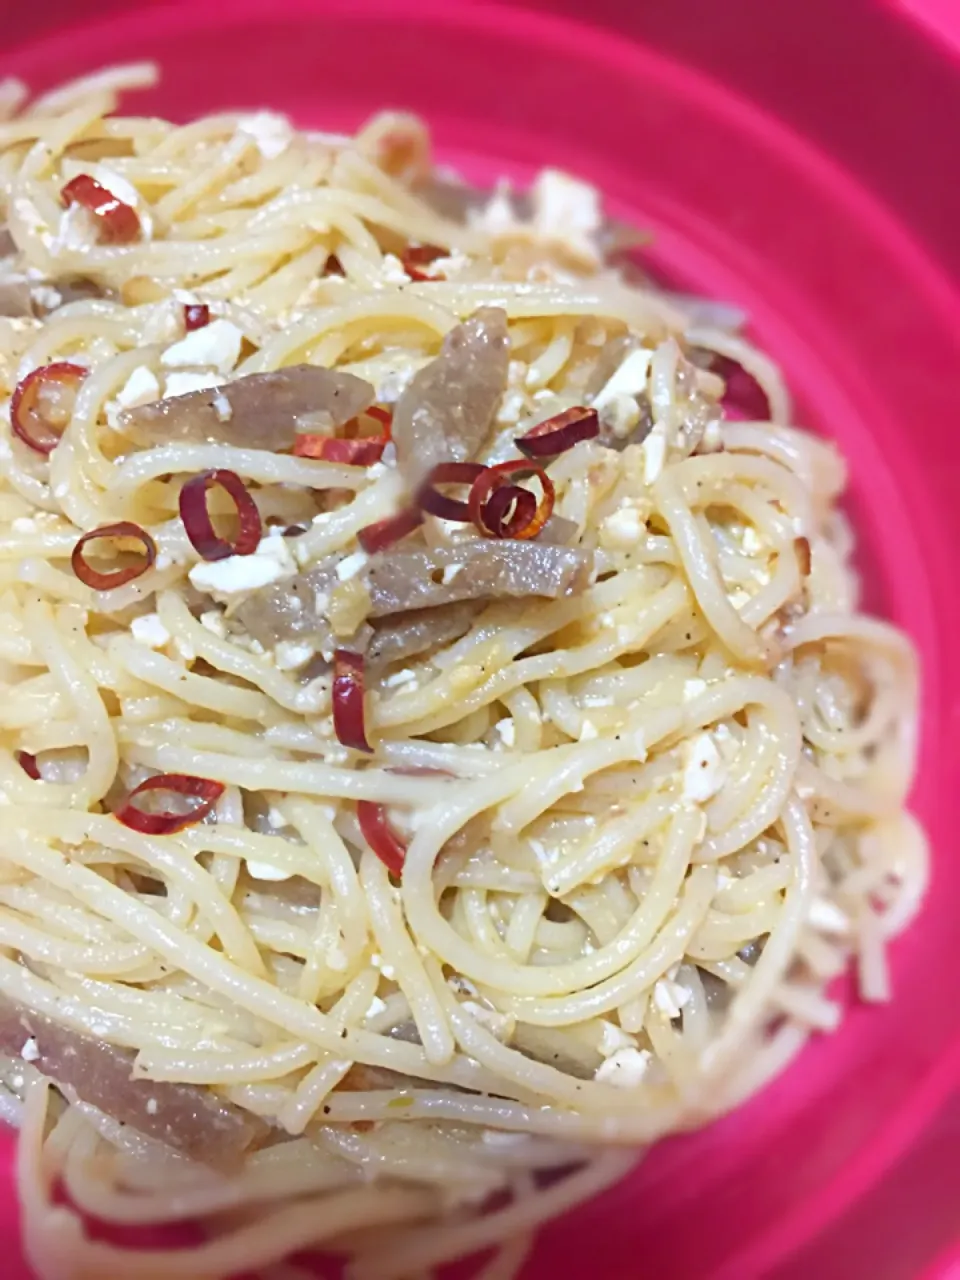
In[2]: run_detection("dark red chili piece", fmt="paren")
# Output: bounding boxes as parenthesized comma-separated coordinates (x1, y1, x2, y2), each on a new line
(71, 522, 157, 590)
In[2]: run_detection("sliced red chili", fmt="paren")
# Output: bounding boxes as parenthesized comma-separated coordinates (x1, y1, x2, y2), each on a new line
(468, 460, 555, 540)
(402, 243, 446, 282)
(179, 469, 262, 561)
(10, 362, 87, 455)
(333, 649, 372, 752)
(61, 174, 140, 244)
(71, 522, 157, 590)
(480, 484, 538, 539)
(16, 751, 41, 780)
(183, 303, 210, 332)
(356, 801, 407, 875)
(115, 773, 225, 835)
(356, 508, 422, 554)
(293, 436, 387, 465)
(417, 462, 487, 522)
(515, 407, 599, 459)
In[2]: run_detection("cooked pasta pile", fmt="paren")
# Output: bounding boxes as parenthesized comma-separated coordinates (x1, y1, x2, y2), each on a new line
(0, 64, 927, 1280)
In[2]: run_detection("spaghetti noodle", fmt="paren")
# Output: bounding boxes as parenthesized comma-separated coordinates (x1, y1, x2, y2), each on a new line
(0, 64, 927, 1280)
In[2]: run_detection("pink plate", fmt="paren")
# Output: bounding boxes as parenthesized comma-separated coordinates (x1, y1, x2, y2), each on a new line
(2, 2, 960, 1277)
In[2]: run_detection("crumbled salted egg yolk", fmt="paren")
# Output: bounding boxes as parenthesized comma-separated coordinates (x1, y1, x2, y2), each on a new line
(188, 533, 296, 597)
(236, 111, 293, 159)
(162, 318, 244, 375)
(531, 169, 602, 265)
(594, 1046, 651, 1087)
(653, 978, 692, 1020)
(130, 613, 170, 649)
(681, 731, 726, 803)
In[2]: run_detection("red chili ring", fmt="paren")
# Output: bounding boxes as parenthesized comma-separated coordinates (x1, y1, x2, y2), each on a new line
(183, 303, 210, 332)
(293, 435, 388, 465)
(356, 800, 407, 876)
(10, 362, 88, 455)
(61, 174, 141, 244)
(468, 460, 555, 540)
(417, 461, 487, 522)
(16, 751, 41, 780)
(71, 521, 158, 590)
(333, 648, 372, 752)
(115, 773, 225, 835)
(357, 507, 423, 554)
(179, 469, 262, 561)
(515, 406, 599, 459)
(481, 484, 538, 539)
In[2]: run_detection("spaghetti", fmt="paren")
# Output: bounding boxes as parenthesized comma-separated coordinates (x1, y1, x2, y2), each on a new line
(0, 64, 927, 1280)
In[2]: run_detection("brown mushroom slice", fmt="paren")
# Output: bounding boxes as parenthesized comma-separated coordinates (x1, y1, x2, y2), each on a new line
(367, 601, 482, 669)
(392, 308, 510, 491)
(0, 995, 265, 1171)
(118, 364, 375, 450)
(0, 278, 34, 317)
(362, 542, 593, 617)
(237, 542, 592, 649)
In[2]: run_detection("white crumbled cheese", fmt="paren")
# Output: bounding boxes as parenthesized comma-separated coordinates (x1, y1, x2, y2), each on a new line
(145, 1098, 159, 1116)
(365, 996, 387, 1021)
(266, 806, 287, 829)
(274, 640, 315, 671)
(461, 1000, 515, 1041)
(188, 534, 296, 598)
(246, 859, 292, 882)
(683, 678, 708, 702)
(640, 425, 667, 485)
(599, 393, 641, 440)
(440, 563, 463, 585)
(384, 667, 418, 689)
(592, 348, 652, 411)
(31, 283, 62, 311)
(681, 732, 726, 803)
(130, 613, 171, 649)
(808, 897, 851, 936)
(370, 953, 396, 981)
(470, 183, 518, 235)
(11, 518, 36, 534)
(430, 251, 471, 277)
(653, 978, 692, 1020)
(493, 718, 516, 748)
(497, 390, 527, 426)
(198, 610, 227, 639)
(578, 720, 599, 742)
(601, 504, 644, 550)
(236, 110, 293, 159)
(165, 370, 223, 398)
(377, 369, 414, 404)
(594, 1047, 651, 1088)
(531, 169, 602, 263)
(293, 677, 327, 713)
(53, 203, 98, 253)
(598, 1020, 636, 1058)
(378, 253, 411, 286)
(116, 364, 160, 411)
(335, 550, 369, 581)
(20, 1038, 39, 1063)
(161, 318, 244, 374)
(212, 392, 232, 423)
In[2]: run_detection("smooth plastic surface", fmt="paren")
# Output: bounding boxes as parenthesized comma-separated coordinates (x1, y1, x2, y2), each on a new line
(2, 3, 960, 1278)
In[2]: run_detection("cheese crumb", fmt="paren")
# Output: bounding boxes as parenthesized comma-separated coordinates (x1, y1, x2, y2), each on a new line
(601, 504, 644, 550)
(145, 1097, 159, 1115)
(236, 111, 293, 159)
(594, 1047, 651, 1087)
(493, 718, 516, 748)
(578, 720, 599, 742)
(198, 610, 227, 639)
(681, 732, 726, 803)
(598, 1020, 636, 1058)
(116, 364, 160, 410)
(274, 640, 315, 671)
(246, 859, 292, 882)
(335, 550, 369, 581)
(161, 318, 244, 374)
(653, 978, 692, 1020)
(20, 1038, 39, 1062)
(365, 996, 387, 1021)
(592, 348, 652, 412)
(188, 534, 296, 598)
(131, 613, 170, 649)
(640, 425, 667, 485)
(165, 370, 223, 398)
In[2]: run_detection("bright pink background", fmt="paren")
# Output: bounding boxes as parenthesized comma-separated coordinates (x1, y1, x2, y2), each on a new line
(2, 3, 960, 1278)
